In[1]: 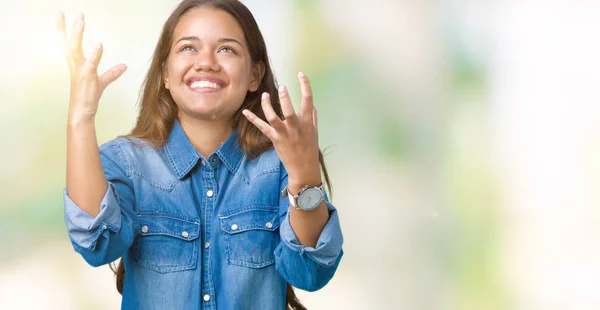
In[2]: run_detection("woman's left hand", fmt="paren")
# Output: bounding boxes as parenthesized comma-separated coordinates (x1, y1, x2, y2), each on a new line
(242, 72, 322, 189)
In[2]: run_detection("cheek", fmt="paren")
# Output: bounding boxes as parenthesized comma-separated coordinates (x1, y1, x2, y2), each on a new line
(166, 58, 190, 80)
(223, 61, 252, 85)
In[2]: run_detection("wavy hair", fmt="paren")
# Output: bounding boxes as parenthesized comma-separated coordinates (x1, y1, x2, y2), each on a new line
(112, 1, 333, 309)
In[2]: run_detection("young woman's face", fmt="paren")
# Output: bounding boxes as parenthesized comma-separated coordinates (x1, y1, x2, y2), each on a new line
(163, 7, 261, 123)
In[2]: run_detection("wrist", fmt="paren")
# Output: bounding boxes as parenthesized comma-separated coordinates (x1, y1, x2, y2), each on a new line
(68, 111, 96, 128)
(287, 178, 322, 196)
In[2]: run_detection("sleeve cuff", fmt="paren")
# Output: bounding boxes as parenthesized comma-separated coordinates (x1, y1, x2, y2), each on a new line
(279, 202, 343, 268)
(63, 182, 122, 250)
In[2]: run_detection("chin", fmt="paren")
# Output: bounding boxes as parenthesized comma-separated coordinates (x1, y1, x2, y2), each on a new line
(179, 105, 232, 121)
(181, 98, 220, 113)
(175, 95, 242, 121)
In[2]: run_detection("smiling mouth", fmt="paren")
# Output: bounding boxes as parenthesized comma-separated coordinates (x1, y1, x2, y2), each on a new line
(188, 80, 224, 90)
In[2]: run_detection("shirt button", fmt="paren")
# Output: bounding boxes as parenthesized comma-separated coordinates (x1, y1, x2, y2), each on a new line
(181, 231, 189, 238)
(205, 242, 211, 249)
(211, 157, 217, 163)
(201, 160, 206, 166)
(203, 294, 211, 302)
(141, 225, 149, 233)
(231, 224, 239, 231)
(265, 222, 273, 229)
(102, 225, 107, 230)
(207, 190, 214, 197)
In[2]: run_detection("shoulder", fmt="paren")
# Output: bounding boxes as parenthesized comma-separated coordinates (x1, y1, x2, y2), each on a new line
(253, 147, 280, 168)
(237, 147, 282, 183)
(99, 136, 169, 176)
(99, 136, 155, 160)
(104, 136, 158, 155)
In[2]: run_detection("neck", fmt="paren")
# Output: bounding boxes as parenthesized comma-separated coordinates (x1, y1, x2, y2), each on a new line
(178, 115, 234, 158)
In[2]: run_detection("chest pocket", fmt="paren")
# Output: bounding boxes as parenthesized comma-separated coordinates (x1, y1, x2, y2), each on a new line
(132, 213, 200, 273)
(219, 207, 281, 268)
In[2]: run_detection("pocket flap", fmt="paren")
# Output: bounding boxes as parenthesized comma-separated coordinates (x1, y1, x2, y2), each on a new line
(219, 208, 280, 234)
(137, 212, 200, 241)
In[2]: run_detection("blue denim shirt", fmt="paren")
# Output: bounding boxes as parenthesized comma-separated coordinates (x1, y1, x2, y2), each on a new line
(63, 120, 343, 310)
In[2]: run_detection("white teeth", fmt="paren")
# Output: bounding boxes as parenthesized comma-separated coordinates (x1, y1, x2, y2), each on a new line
(190, 80, 222, 89)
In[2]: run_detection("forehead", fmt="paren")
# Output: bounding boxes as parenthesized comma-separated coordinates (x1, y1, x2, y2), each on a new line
(173, 7, 245, 42)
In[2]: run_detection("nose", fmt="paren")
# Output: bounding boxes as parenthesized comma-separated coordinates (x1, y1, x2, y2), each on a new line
(193, 50, 219, 72)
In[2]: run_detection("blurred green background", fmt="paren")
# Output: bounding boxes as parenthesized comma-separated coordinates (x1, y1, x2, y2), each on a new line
(2, 0, 600, 309)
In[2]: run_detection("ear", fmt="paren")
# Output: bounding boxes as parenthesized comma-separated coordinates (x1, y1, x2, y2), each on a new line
(248, 61, 265, 92)
(162, 65, 170, 89)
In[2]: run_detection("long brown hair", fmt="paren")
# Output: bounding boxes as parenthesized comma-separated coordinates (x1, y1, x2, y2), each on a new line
(110, 1, 332, 309)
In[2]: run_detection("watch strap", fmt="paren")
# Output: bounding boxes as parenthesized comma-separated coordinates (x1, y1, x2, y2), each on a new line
(281, 184, 324, 210)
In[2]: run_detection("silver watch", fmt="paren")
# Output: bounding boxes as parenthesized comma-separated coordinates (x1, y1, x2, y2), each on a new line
(281, 184, 325, 211)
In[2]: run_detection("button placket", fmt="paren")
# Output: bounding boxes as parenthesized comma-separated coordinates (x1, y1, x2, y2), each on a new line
(199, 157, 218, 307)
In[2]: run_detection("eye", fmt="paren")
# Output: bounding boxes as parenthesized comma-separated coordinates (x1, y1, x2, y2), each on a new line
(218, 46, 235, 54)
(180, 45, 197, 52)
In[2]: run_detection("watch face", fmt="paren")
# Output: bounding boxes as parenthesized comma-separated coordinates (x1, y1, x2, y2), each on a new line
(298, 187, 322, 210)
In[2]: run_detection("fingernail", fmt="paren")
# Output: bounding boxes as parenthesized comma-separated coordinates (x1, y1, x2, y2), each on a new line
(77, 13, 84, 26)
(278, 85, 286, 92)
(298, 71, 306, 78)
(262, 92, 268, 100)
(242, 109, 249, 116)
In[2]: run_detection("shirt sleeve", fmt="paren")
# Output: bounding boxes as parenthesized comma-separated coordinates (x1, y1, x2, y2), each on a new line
(63, 140, 137, 267)
(274, 163, 344, 292)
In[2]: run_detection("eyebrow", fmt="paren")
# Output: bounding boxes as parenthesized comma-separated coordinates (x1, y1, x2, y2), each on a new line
(175, 36, 244, 47)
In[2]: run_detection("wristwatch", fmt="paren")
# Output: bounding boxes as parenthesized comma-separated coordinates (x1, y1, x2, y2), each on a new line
(281, 184, 325, 211)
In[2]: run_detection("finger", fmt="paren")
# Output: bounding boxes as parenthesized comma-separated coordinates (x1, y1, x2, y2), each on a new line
(99, 64, 127, 89)
(278, 85, 297, 122)
(242, 109, 276, 140)
(313, 106, 318, 130)
(260, 92, 284, 130)
(55, 11, 72, 62)
(298, 71, 314, 120)
(84, 42, 103, 73)
(70, 13, 85, 63)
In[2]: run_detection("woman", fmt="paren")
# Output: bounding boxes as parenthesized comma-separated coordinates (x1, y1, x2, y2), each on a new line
(59, 0, 343, 309)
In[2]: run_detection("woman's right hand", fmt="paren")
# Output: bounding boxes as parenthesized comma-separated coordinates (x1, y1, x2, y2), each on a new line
(56, 11, 127, 124)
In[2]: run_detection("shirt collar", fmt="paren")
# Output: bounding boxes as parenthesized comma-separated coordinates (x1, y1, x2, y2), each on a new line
(164, 119, 244, 179)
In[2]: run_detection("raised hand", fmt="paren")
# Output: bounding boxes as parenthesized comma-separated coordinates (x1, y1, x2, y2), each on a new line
(56, 11, 127, 123)
(242, 72, 322, 188)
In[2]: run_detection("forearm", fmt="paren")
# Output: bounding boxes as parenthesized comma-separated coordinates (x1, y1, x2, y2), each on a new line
(66, 116, 107, 218)
(287, 182, 329, 248)
(276, 188, 343, 291)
